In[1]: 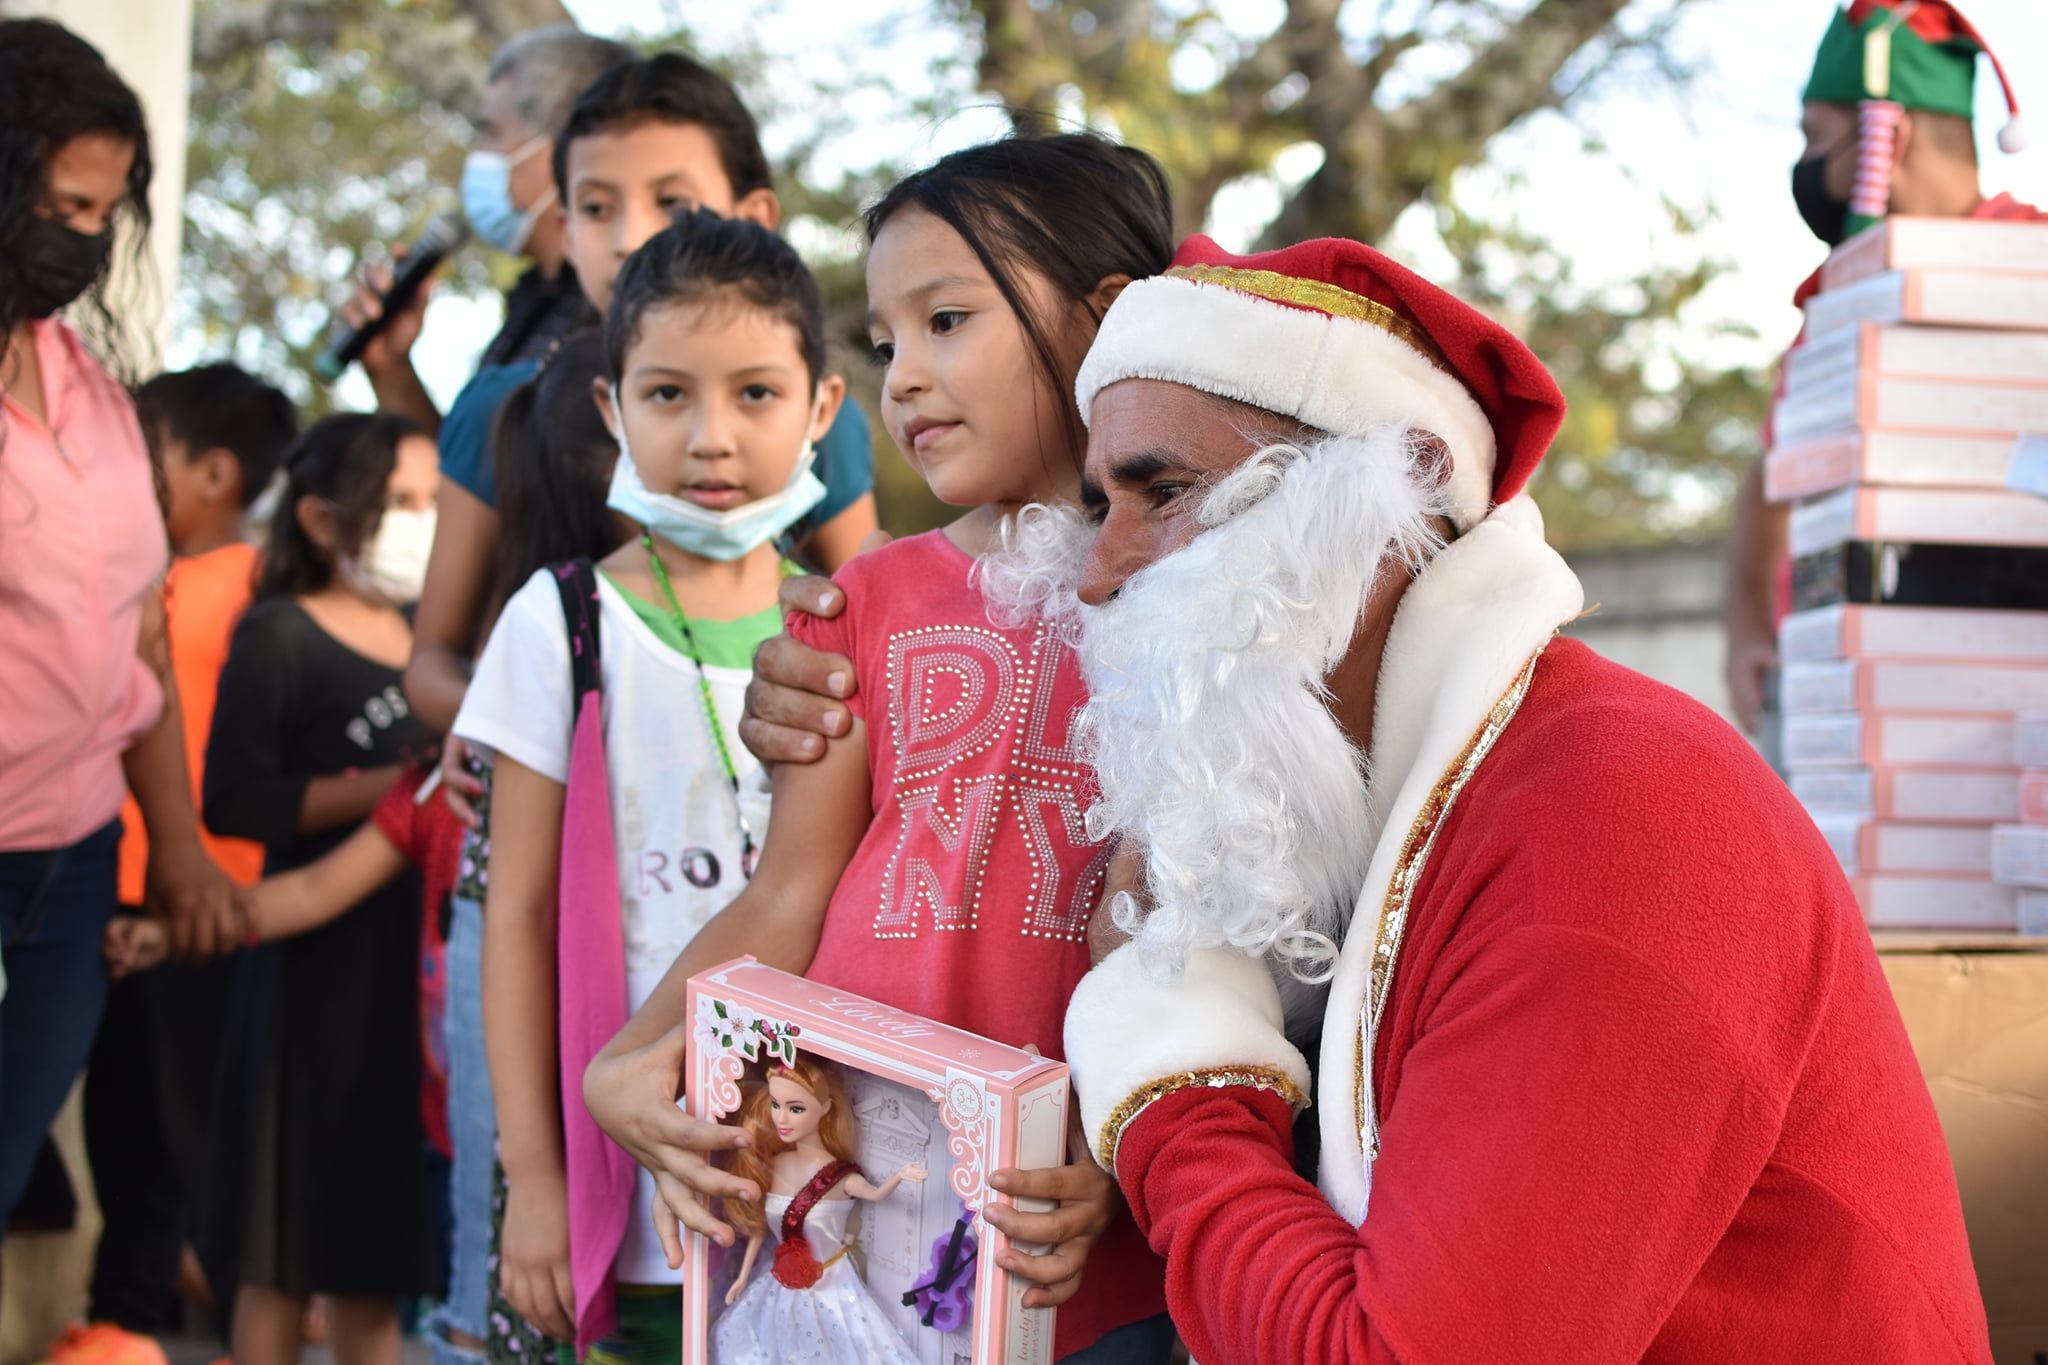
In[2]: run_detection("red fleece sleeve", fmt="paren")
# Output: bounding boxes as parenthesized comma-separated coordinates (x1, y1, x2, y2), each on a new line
(1117, 925, 1795, 1364)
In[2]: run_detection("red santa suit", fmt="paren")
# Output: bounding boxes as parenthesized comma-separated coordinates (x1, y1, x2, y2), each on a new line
(1059, 236, 1992, 1362)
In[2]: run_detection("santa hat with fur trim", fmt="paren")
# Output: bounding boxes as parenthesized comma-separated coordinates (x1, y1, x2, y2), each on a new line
(1074, 234, 1566, 530)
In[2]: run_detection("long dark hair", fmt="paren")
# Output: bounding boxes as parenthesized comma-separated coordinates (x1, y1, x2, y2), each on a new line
(258, 412, 419, 600)
(0, 19, 153, 381)
(492, 331, 628, 609)
(863, 133, 1175, 462)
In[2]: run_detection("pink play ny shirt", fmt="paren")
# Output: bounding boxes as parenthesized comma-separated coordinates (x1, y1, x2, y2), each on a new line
(0, 319, 168, 850)
(790, 530, 1107, 1055)
(789, 530, 1169, 1358)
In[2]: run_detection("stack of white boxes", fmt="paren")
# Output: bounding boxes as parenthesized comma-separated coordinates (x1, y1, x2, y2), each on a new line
(1768, 215, 2048, 935)
(1990, 713, 2048, 934)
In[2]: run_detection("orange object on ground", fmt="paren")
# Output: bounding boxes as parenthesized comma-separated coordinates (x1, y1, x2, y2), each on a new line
(45, 1322, 170, 1365)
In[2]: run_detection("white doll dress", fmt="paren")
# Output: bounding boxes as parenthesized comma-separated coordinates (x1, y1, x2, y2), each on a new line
(711, 1193, 921, 1365)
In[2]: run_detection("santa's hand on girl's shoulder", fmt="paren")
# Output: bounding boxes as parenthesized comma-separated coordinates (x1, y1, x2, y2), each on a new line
(738, 570, 870, 765)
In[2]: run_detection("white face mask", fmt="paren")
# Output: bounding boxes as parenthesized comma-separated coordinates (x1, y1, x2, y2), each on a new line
(344, 506, 438, 605)
(461, 133, 555, 257)
(603, 389, 828, 561)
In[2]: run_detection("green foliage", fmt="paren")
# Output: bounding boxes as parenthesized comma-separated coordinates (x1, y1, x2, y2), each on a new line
(1432, 196, 1769, 548)
(182, 0, 510, 412)
(179, 0, 1768, 547)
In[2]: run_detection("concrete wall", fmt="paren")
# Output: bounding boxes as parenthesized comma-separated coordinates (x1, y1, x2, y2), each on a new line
(1562, 537, 1734, 723)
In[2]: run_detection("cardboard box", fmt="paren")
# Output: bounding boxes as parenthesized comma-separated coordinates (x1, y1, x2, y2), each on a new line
(1764, 429, 2021, 501)
(1782, 322, 2048, 393)
(1781, 604, 2048, 665)
(1773, 374, 2048, 450)
(1803, 267, 2048, 339)
(1823, 215, 2048, 290)
(1855, 874, 2017, 930)
(1789, 488, 2048, 557)
(1781, 660, 2048, 716)
(1877, 945, 2048, 1363)
(1784, 712, 2017, 769)
(1790, 765, 2021, 824)
(683, 958, 1069, 1364)
(1807, 815, 1993, 876)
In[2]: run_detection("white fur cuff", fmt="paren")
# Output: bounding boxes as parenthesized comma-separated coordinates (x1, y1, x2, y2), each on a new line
(1064, 944, 1312, 1173)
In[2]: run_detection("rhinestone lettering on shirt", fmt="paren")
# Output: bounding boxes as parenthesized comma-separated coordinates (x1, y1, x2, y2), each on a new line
(875, 621, 1103, 945)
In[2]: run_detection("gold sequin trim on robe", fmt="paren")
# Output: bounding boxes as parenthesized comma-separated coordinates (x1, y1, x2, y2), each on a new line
(1098, 1065, 1310, 1172)
(1355, 650, 1544, 1160)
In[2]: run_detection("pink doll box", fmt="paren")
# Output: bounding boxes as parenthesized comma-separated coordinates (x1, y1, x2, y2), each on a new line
(683, 957, 1070, 1365)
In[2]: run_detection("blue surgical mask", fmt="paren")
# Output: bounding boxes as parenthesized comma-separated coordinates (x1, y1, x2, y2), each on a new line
(604, 390, 829, 561)
(461, 134, 554, 256)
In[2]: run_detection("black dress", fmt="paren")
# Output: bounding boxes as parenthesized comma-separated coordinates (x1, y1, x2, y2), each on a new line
(199, 596, 437, 1297)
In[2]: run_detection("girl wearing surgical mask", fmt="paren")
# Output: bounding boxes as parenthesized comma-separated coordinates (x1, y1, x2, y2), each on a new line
(197, 409, 442, 1365)
(451, 209, 842, 1361)
(199, 411, 442, 1365)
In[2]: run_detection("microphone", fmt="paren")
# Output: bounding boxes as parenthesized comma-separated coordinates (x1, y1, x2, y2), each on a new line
(316, 212, 469, 381)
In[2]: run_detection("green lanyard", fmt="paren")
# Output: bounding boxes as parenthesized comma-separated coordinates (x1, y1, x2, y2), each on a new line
(641, 532, 756, 866)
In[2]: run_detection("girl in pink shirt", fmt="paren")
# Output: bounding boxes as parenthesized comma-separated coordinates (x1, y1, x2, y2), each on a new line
(588, 135, 1179, 1363)
(0, 18, 236, 1238)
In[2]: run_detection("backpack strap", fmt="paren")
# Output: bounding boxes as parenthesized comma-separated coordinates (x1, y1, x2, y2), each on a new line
(548, 558, 602, 702)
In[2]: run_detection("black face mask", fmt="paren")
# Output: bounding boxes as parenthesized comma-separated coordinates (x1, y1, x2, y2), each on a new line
(9, 217, 111, 320)
(1791, 155, 1851, 247)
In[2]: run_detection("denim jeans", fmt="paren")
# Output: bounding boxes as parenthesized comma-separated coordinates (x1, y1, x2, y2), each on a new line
(0, 820, 121, 1226)
(1061, 1312, 1178, 1365)
(429, 895, 495, 1365)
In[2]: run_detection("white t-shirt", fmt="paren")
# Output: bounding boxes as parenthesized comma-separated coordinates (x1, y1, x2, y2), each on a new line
(455, 569, 773, 1285)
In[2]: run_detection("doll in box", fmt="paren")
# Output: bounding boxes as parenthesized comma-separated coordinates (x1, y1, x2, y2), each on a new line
(712, 1053, 926, 1364)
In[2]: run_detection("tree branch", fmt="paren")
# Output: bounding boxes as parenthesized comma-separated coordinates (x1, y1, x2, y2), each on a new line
(1262, 0, 1694, 246)
(961, 0, 1068, 131)
(192, 0, 344, 67)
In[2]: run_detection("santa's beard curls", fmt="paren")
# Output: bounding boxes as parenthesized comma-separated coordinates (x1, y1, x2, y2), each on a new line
(977, 425, 1449, 1002)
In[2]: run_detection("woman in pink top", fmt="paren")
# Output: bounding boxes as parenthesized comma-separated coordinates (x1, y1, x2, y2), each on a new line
(0, 19, 238, 1235)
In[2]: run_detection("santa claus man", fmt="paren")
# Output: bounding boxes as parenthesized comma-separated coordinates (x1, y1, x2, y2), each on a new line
(974, 235, 1991, 1361)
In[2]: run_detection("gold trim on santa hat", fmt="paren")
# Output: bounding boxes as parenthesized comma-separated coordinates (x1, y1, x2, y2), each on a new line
(1168, 263, 1454, 375)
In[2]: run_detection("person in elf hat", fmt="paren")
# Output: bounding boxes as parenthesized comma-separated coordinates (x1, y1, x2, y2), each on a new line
(1723, 0, 2042, 734)
(948, 235, 1987, 1362)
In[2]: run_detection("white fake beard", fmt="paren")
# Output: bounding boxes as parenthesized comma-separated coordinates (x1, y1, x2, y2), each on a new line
(978, 427, 1447, 1039)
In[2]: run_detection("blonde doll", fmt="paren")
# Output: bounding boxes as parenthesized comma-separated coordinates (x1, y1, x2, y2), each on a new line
(713, 1053, 924, 1364)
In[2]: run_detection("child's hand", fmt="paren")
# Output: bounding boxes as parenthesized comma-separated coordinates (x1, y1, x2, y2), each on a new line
(439, 735, 487, 830)
(501, 1169, 575, 1341)
(103, 915, 170, 980)
(984, 1110, 1122, 1309)
(584, 1025, 760, 1261)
